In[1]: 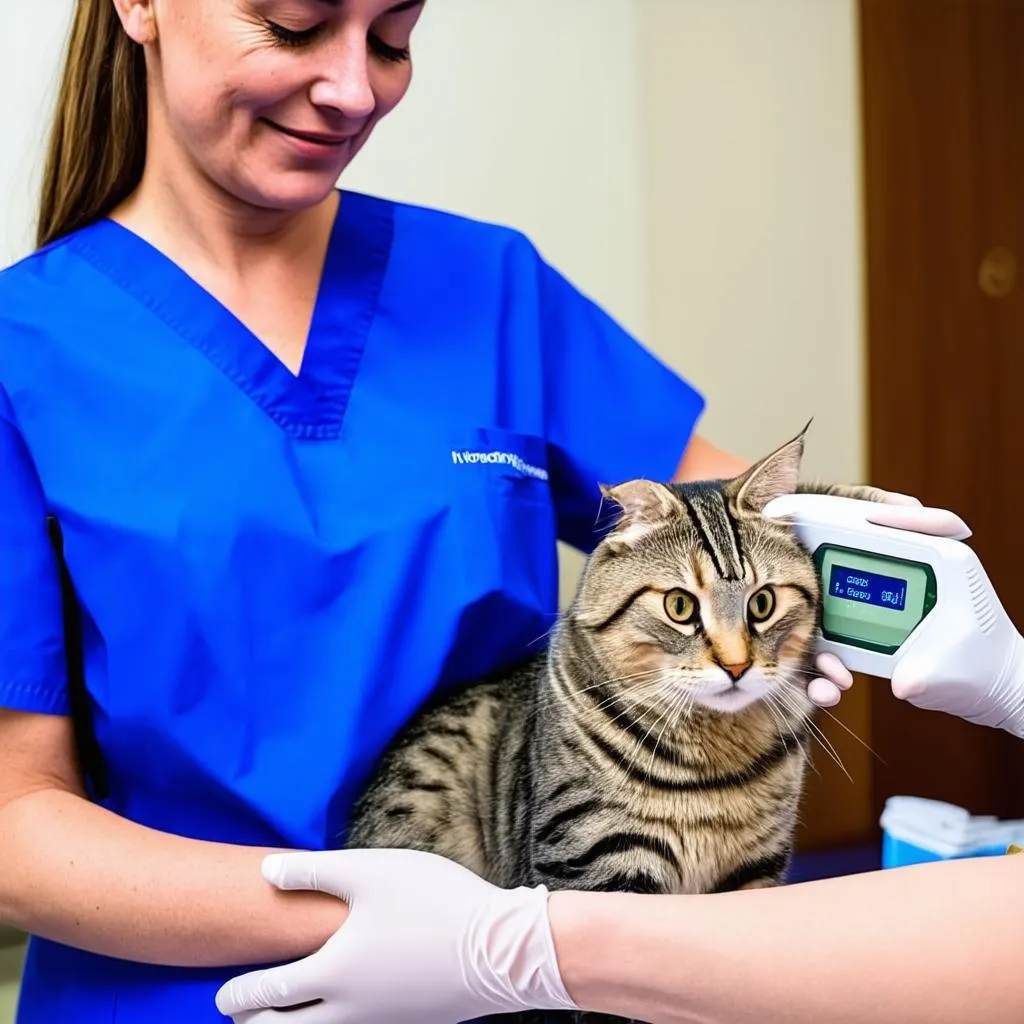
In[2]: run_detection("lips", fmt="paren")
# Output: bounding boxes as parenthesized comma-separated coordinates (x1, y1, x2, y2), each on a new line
(265, 120, 353, 147)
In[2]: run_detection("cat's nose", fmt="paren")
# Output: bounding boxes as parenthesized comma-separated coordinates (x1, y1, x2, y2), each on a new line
(720, 660, 752, 681)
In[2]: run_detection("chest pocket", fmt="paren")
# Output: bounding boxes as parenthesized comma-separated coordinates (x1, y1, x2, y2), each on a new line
(443, 425, 559, 677)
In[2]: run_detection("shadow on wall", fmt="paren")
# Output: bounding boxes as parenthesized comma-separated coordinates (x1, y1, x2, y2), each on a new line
(0, 940, 25, 1024)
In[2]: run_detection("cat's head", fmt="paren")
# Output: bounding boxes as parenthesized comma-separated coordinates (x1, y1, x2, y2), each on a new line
(570, 427, 819, 717)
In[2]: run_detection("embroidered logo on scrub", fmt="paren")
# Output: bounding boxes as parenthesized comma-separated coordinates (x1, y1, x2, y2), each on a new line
(451, 449, 549, 481)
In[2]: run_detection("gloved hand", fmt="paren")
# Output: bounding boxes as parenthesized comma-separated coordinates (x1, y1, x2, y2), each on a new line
(803, 500, 1024, 740)
(214, 848, 578, 1024)
(859, 502, 1024, 738)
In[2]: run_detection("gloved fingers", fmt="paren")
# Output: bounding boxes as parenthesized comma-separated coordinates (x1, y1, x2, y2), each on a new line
(263, 847, 481, 902)
(806, 677, 842, 708)
(865, 503, 972, 540)
(261, 851, 356, 902)
(878, 490, 922, 507)
(814, 651, 853, 690)
(889, 656, 928, 702)
(214, 955, 328, 1018)
(222, 1000, 341, 1024)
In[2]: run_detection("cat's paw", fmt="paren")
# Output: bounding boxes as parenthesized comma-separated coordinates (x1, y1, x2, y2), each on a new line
(824, 482, 888, 503)
(797, 481, 915, 506)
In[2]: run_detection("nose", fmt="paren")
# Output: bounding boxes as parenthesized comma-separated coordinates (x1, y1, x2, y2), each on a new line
(719, 660, 752, 682)
(309, 35, 377, 120)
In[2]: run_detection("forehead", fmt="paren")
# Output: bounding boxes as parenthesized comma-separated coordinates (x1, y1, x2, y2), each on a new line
(241, 0, 424, 14)
(631, 486, 804, 588)
(667, 485, 746, 582)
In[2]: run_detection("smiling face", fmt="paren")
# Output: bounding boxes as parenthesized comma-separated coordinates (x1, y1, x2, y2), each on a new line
(573, 432, 821, 719)
(116, 0, 425, 210)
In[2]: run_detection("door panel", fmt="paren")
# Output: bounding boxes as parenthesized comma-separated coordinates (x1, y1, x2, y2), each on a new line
(860, 0, 1024, 821)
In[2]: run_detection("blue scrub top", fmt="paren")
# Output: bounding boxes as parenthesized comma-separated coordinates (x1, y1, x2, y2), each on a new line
(0, 190, 704, 1023)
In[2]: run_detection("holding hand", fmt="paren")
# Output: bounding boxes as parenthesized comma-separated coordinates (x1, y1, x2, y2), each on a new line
(802, 498, 1024, 741)
(215, 848, 577, 1024)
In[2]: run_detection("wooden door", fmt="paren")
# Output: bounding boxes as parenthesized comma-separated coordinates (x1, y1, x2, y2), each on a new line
(860, 0, 1024, 822)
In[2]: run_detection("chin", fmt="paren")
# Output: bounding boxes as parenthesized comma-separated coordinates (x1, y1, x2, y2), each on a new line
(695, 687, 765, 714)
(693, 671, 773, 715)
(234, 170, 345, 213)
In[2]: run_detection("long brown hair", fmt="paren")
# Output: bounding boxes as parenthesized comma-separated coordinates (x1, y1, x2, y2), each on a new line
(36, 0, 148, 249)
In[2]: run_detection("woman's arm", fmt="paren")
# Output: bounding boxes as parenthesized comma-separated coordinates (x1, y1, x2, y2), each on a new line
(673, 434, 751, 482)
(550, 852, 1024, 1024)
(0, 709, 346, 968)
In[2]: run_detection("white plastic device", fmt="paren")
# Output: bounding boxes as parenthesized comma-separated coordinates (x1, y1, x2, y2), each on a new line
(762, 493, 1018, 684)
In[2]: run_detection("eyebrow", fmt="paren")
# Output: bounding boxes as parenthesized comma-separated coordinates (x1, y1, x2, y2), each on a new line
(316, 0, 424, 10)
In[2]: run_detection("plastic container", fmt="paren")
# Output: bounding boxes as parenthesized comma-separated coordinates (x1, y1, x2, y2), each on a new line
(880, 795, 1024, 868)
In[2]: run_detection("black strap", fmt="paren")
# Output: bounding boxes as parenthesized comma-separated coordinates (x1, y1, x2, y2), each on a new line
(46, 516, 109, 801)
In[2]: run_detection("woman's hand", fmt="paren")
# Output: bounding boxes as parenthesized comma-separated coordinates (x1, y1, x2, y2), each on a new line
(215, 848, 577, 1023)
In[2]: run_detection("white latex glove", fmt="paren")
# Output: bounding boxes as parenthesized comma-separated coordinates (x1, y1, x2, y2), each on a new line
(214, 848, 578, 1024)
(858, 502, 1024, 738)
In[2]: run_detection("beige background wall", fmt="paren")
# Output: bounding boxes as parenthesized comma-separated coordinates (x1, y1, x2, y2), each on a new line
(637, 0, 866, 486)
(0, 1, 865, 1015)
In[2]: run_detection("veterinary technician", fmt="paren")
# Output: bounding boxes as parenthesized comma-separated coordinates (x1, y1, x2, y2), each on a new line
(0, 1, 878, 1021)
(219, 500, 1024, 1024)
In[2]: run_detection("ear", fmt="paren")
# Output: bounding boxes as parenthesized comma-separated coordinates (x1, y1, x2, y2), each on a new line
(112, 0, 158, 45)
(727, 421, 811, 514)
(599, 479, 681, 550)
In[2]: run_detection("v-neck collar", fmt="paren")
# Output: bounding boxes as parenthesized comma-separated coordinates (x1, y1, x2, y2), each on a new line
(67, 190, 394, 440)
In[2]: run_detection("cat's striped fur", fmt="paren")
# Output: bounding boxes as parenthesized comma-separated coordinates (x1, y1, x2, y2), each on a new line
(346, 429, 884, 1024)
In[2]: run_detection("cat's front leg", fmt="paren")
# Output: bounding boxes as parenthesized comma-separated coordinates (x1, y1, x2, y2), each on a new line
(738, 877, 780, 891)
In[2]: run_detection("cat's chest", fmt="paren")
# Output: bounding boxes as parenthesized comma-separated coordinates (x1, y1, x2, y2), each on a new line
(640, 761, 806, 893)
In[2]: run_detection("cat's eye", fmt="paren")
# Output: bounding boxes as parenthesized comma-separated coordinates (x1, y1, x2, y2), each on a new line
(748, 587, 776, 623)
(664, 589, 699, 625)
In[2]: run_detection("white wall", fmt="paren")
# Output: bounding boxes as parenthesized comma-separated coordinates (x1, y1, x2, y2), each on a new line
(637, 0, 866, 485)
(0, 4, 73, 267)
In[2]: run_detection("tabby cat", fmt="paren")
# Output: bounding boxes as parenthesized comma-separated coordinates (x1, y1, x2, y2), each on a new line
(346, 426, 883, 1024)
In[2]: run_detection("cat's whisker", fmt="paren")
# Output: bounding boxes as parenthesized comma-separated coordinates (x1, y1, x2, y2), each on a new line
(543, 673, 668, 721)
(525, 622, 560, 648)
(533, 666, 666, 716)
(777, 665, 885, 764)
(610, 677, 678, 797)
(780, 670, 886, 765)
(812, 703, 885, 765)
(772, 684, 852, 782)
(760, 692, 796, 757)
(763, 690, 824, 779)
(593, 687, 668, 731)
(645, 684, 689, 782)
(573, 667, 669, 697)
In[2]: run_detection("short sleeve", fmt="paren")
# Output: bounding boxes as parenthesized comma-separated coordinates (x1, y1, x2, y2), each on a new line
(0, 387, 68, 714)
(538, 259, 706, 552)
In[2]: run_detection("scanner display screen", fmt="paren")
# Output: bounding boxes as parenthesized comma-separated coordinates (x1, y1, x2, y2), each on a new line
(828, 564, 907, 611)
(816, 546, 936, 655)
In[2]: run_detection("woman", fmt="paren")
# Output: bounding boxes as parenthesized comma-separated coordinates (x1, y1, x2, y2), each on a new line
(0, 1, 871, 1022)
(217, 501, 1024, 1024)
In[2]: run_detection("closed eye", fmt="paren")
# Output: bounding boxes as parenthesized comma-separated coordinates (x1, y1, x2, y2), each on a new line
(369, 34, 410, 62)
(263, 19, 326, 47)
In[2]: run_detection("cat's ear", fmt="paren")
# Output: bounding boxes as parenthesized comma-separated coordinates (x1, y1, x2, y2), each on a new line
(600, 479, 680, 550)
(728, 421, 810, 514)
